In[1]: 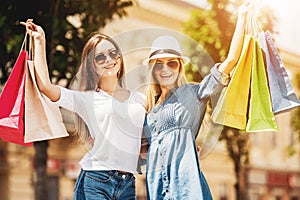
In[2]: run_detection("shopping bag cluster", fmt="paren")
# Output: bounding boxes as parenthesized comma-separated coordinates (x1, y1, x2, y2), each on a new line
(0, 33, 68, 146)
(212, 8, 300, 132)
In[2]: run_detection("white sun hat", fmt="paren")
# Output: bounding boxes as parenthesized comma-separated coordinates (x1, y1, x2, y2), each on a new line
(143, 35, 190, 65)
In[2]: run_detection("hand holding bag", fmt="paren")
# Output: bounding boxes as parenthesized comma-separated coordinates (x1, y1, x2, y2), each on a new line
(243, 7, 278, 132)
(0, 34, 32, 146)
(212, 4, 279, 132)
(24, 36, 69, 142)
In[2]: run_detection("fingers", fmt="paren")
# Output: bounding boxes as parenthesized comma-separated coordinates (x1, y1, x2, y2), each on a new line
(238, 0, 252, 17)
(243, 0, 254, 10)
(20, 19, 38, 35)
(243, 0, 251, 6)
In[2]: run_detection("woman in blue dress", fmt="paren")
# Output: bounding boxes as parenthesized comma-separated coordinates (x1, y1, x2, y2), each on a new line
(142, 2, 251, 199)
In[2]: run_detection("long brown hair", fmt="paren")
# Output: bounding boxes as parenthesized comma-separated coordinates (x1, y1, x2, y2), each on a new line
(75, 33, 125, 91)
(146, 58, 187, 112)
(71, 33, 125, 148)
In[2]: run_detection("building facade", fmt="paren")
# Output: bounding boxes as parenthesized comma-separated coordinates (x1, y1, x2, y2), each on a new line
(0, 1, 299, 200)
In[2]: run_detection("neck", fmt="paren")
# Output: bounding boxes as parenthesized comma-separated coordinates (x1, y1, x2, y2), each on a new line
(99, 76, 121, 92)
(159, 85, 172, 102)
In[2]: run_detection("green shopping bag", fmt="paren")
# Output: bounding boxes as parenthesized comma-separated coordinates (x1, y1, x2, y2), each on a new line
(211, 34, 254, 130)
(246, 39, 278, 132)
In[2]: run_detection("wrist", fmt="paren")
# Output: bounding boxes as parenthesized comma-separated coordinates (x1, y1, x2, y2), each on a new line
(34, 37, 46, 45)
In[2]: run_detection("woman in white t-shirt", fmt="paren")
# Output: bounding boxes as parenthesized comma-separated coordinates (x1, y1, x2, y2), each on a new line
(21, 19, 146, 200)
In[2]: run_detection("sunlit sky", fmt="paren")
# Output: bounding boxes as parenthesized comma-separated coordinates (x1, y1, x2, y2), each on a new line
(257, 0, 300, 55)
(183, 0, 300, 55)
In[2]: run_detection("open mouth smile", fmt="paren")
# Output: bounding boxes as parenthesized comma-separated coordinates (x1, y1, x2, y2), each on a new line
(160, 74, 173, 78)
(103, 63, 117, 69)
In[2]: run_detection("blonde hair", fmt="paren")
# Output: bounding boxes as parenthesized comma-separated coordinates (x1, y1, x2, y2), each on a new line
(71, 33, 125, 148)
(146, 58, 187, 112)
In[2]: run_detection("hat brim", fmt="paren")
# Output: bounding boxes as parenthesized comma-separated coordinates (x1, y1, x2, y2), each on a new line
(142, 53, 190, 66)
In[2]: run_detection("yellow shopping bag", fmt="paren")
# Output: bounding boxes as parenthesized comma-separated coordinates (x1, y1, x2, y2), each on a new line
(211, 34, 254, 130)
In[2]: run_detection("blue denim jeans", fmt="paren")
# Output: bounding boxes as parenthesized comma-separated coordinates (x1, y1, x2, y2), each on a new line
(74, 169, 136, 200)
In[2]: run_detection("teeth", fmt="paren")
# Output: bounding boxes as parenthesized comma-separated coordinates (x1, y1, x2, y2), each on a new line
(161, 74, 172, 77)
(103, 64, 115, 69)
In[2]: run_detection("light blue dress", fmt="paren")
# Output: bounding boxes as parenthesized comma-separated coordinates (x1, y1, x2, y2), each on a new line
(143, 65, 229, 200)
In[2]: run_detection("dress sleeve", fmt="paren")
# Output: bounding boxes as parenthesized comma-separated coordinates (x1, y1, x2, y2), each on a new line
(194, 63, 230, 101)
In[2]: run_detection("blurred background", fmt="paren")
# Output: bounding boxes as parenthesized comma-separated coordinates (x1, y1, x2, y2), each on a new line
(0, 0, 300, 200)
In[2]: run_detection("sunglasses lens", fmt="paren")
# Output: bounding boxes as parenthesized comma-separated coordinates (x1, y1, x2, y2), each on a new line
(153, 63, 164, 72)
(95, 54, 106, 65)
(167, 61, 179, 69)
(153, 60, 179, 72)
(94, 49, 120, 65)
(109, 49, 120, 60)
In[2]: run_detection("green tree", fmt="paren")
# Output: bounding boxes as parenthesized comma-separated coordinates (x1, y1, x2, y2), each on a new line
(183, 1, 276, 199)
(286, 73, 300, 158)
(0, 0, 135, 199)
(291, 73, 300, 141)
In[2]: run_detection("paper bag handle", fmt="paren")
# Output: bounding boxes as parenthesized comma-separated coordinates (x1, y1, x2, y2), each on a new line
(20, 32, 28, 51)
(245, 2, 263, 37)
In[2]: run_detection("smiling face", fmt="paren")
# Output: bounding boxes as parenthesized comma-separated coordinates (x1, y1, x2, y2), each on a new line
(151, 57, 181, 89)
(93, 40, 121, 77)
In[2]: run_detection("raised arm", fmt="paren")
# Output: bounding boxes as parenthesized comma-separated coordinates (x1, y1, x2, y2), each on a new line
(21, 19, 60, 102)
(218, 1, 251, 75)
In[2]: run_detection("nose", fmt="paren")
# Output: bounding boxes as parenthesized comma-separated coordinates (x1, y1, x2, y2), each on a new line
(105, 54, 113, 63)
(161, 62, 169, 71)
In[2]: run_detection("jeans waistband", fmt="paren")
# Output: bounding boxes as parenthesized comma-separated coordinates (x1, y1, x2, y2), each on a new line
(82, 169, 134, 180)
(110, 170, 134, 180)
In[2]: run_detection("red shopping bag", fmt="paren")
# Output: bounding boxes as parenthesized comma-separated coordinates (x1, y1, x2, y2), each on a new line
(0, 49, 32, 146)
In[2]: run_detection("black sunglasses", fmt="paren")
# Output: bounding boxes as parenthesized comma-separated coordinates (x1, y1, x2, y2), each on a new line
(94, 49, 120, 65)
(153, 60, 180, 72)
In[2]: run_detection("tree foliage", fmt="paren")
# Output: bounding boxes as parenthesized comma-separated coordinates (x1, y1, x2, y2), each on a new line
(183, 0, 276, 80)
(0, 0, 135, 87)
(291, 73, 300, 141)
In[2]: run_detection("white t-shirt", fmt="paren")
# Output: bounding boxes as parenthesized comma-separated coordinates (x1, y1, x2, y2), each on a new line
(56, 86, 146, 174)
